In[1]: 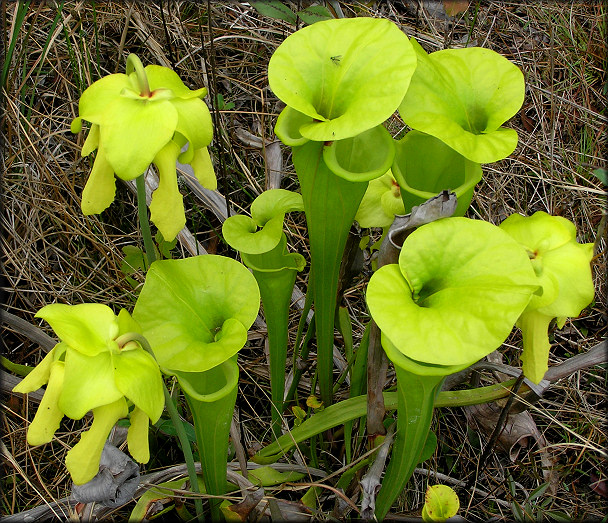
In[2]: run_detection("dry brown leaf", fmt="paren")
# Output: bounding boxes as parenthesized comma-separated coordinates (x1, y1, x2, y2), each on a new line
(259, 498, 313, 521)
(589, 472, 608, 499)
(464, 402, 559, 495)
(443, 0, 469, 17)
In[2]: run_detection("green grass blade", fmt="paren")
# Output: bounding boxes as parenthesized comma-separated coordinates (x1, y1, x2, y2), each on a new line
(1, 0, 32, 90)
(24, 1, 65, 121)
(252, 377, 523, 464)
(344, 322, 370, 463)
(285, 313, 316, 407)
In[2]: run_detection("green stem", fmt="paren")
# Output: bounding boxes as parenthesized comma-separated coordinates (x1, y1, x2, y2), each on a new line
(116, 332, 203, 520)
(374, 368, 444, 520)
(125, 53, 151, 96)
(136, 174, 157, 269)
(177, 358, 240, 521)
(242, 239, 301, 441)
(260, 270, 294, 440)
(293, 141, 368, 405)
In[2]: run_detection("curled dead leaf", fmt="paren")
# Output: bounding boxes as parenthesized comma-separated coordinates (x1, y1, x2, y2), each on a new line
(464, 402, 559, 495)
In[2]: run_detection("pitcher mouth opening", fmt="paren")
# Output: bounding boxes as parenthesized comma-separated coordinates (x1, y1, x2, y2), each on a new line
(463, 105, 489, 135)
(172, 358, 239, 403)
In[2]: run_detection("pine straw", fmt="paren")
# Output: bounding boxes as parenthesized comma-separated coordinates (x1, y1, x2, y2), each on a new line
(1, 1, 606, 520)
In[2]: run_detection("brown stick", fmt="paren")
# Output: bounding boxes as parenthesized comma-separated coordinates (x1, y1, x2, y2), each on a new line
(366, 320, 389, 438)
(366, 191, 458, 442)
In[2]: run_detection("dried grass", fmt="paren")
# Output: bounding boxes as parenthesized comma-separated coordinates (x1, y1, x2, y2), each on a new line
(1, 1, 606, 520)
